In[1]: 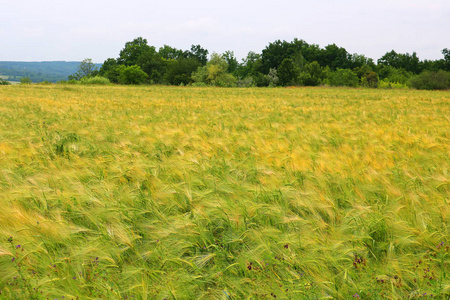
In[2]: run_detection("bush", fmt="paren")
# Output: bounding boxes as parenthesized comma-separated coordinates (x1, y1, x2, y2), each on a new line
(328, 69, 359, 87)
(236, 77, 255, 87)
(212, 73, 237, 87)
(378, 79, 408, 89)
(361, 71, 379, 88)
(278, 58, 299, 86)
(20, 77, 32, 84)
(118, 65, 148, 85)
(80, 76, 111, 85)
(0, 78, 11, 85)
(299, 61, 325, 86)
(409, 70, 450, 90)
(191, 53, 237, 87)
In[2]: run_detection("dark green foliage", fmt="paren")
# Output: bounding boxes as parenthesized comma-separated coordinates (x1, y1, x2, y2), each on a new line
(261, 40, 292, 74)
(441, 48, 450, 71)
(261, 38, 315, 74)
(361, 71, 379, 88)
(223, 51, 239, 75)
(320, 43, 351, 70)
(118, 37, 153, 66)
(137, 49, 165, 84)
(409, 70, 450, 90)
(329, 69, 359, 87)
(299, 61, 325, 86)
(98, 58, 118, 76)
(5, 36, 448, 88)
(0, 78, 11, 85)
(164, 58, 200, 85)
(159, 45, 186, 60)
(277, 58, 299, 86)
(234, 51, 262, 80)
(188, 44, 209, 65)
(348, 54, 375, 70)
(102, 65, 122, 83)
(378, 50, 421, 74)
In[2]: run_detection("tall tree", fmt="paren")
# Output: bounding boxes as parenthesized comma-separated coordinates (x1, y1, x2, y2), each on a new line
(118, 37, 153, 66)
(222, 51, 239, 74)
(377, 50, 421, 74)
(277, 58, 299, 86)
(69, 58, 98, 80)
(188, 45, 209, 65)
(137, 48, 165, 83)
(159, 45, 186, 60)
(261, 40, 291, 74)
(320, 44, 351, 70)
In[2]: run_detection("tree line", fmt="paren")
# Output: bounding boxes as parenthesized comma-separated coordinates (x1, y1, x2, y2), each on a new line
(67, 37, 450, 90)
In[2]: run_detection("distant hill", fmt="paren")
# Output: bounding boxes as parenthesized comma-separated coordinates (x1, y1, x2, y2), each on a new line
(0, 61, 102, 83)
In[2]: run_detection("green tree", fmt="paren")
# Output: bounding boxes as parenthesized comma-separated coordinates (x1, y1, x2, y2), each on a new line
(299, 61, 325, 86)
(192, 53, 236, 87)
(99, 58, 118, 76)
(159, 45, 186, 60)
(137, 49, 165, 83)
(261, 40, 291, 74)
(235, 51, 262, 79)
(328, 69, 359, 87)
(0, 78, 11, 85)
(188, 44, 209, 65)
(103, 65, 122, 83)
(164, 58, 200, 85)
(409, 70, 450, 90)
(20, 76, 32, 84)
(377, 50, 421, 74)
(361, 71, 379, 88)
(118, 37, 153, 66)
(69, 58, 98, 80)
(442, 48, 450, 71)
(320, 44, 351, 70)
(277, 58, 299, 86)
(223, 51, 239, 74)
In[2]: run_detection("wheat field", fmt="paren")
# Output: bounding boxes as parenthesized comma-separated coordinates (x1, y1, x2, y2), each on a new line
(0, 84, 449, 299)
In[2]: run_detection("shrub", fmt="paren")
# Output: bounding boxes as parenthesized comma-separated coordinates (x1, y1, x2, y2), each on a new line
(278, 58, 299, 86)
(236, 77, 255, 87)
(0, 78, 11, 85)
(299, 61, 325, 86)
(20, 77, 32, 84)
(378, 79, 408, 89)
(80, 76, 111, 85)
(212, 73, 237, 87)
(361, 71, 379, 88)
(329, 69, 359, 87)
(191, 53, 237, 87)
(118, 65, 148, 85)
(409, 70, 450, 90)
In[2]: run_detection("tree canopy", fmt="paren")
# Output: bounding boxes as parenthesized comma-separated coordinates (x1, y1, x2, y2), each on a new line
(82, 36, 450, 90)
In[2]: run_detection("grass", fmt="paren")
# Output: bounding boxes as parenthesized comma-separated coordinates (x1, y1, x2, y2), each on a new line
(0, 84, 449, 299)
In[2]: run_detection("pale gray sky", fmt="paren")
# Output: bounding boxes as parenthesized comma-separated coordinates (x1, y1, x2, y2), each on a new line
(1, 0, 449, 63)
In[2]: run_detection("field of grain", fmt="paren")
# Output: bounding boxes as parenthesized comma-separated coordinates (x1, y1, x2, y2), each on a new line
(0, 85, 449, 299)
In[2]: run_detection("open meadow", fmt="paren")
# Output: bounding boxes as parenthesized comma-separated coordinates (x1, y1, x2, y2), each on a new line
(0, 85, 449, 299)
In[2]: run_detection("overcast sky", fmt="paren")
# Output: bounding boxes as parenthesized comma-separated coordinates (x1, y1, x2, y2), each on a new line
(1, 0, 449, 63)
